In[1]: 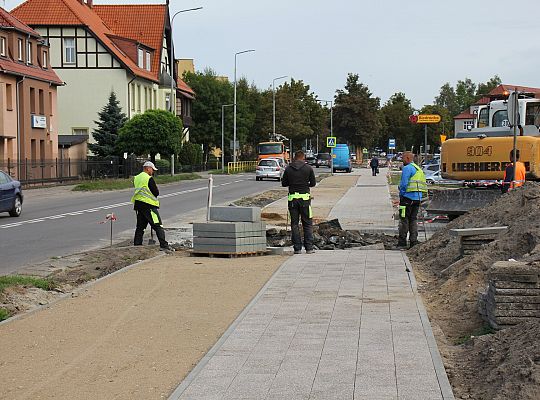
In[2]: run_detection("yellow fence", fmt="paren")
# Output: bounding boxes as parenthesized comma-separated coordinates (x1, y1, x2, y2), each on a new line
(227, 161, 258, 174)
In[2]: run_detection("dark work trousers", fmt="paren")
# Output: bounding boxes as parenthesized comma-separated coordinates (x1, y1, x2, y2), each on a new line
(371, 167, 378, 176)
(134, 207, 168, 248)
(398, 196, 420, 245)
(288, 198, 314, 251)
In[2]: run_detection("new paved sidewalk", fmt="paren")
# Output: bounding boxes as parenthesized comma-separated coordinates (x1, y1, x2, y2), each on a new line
(328, 168, 397, 233)
(169, 171, 454, 400)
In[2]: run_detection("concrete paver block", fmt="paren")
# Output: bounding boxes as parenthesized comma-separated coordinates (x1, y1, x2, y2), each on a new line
(209, 206, 261, 222)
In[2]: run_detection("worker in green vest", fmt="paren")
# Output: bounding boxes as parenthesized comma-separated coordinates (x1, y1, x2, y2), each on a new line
(131, 161, 172, 252)
(397, 152, 427, 249)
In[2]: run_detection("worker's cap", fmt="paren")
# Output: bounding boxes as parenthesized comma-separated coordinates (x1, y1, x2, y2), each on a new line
(143, 161, 158, 170)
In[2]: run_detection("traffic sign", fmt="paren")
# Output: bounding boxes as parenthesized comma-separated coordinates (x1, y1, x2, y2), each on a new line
(362, 148, 368, 154)
(416, 114, 441, 124)
(326, 136, 336, 147)
(440, 134, 447, 143)
(388, 138, 396, 149)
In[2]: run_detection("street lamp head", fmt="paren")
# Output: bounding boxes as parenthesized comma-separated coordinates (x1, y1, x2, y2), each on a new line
(236, 49, 256, 56)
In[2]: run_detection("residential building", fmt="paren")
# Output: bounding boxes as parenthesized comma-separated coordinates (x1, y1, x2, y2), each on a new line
(454, 84, 540, 133)
(0, 7, 62, 178)
(12, 0, 193, 145)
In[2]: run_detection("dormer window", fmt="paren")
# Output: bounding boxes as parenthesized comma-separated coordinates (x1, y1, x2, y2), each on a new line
(27, 41, 33, 64)
(0, 37, 5, 56)
(17, 39, 23, 61)
(145, 51, 151, 71)
(43, 50, 48, 68)
(138, 48, 144, 68)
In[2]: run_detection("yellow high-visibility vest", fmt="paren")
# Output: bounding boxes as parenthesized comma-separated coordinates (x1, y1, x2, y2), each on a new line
(131, 172, 160, 207)
(406, 163, 427, 193)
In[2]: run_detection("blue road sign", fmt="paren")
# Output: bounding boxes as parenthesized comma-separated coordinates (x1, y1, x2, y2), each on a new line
(388, 138, 396, 149)
(326, 137, 336, 147)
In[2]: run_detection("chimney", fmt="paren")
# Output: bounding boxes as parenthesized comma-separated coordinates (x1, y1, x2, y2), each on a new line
(86, 0, 93, 8)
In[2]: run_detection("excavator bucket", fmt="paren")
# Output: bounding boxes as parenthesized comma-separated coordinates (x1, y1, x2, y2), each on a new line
(427, 188, 502, 218)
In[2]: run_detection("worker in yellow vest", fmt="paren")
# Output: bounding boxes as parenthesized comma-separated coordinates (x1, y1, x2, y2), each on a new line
(131, 161, 172, 252)
(397, 152, 427, 249)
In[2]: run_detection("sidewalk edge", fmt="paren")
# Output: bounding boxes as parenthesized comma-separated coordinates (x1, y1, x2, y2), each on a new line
(402, 253, 455, 400)
(168, 255, 292, 400)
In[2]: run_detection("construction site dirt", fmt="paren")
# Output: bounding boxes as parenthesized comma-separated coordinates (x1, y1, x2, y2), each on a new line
(408, 182, 540, 400)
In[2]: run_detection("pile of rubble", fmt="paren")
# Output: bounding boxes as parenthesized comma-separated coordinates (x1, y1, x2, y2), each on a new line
(266, 219, 398, 250)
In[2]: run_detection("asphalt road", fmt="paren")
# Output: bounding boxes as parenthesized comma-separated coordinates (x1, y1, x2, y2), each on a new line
(0, 173, 288, 275)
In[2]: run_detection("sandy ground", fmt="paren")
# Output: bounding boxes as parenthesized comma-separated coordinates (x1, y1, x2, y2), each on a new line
(0, 252, 286, 400)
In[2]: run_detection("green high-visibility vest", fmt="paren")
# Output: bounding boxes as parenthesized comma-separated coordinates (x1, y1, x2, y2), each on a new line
(406, 163, 427, 193)
(131, 172, 160, 207)
(287, 192, 310, 201)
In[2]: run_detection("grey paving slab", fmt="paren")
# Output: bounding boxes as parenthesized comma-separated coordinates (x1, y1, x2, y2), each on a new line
(170, 249, 453, 400)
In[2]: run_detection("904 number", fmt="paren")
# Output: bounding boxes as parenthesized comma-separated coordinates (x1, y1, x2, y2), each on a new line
(467, 145, 493, 157)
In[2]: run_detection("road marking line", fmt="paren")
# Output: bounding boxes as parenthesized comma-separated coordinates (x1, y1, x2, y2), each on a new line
(0, 180, 246, 230)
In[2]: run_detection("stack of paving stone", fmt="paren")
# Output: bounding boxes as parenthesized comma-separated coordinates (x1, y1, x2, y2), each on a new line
(479, 261, 540, 329)
(192, 206, 267, 255)
(450, 226, 508, 258)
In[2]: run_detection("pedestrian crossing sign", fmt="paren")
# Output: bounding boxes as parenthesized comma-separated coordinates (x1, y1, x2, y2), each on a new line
(326, 136, 336, 147)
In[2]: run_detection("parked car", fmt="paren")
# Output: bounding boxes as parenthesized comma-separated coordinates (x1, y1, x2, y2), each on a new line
(423, 163, 440, 175)
(0, 170, 23, 217)
(315, 153, 331, 168)
(256, 158, 284, 181)
(425, 170, 464, 186)
(331, 144, 352, 173)
(305, 155, 316, 166)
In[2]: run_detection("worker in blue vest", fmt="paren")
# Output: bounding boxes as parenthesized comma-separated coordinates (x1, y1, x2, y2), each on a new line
(397, 152, 427, 248)
(131, 161, 173, 252)
(282, 150, 317, 254)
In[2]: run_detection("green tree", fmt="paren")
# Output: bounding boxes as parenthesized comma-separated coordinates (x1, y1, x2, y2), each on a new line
(455, 78, 477, 112)
(117, 109, 183, 162)
(183, 69, 234, 159)
(378, 92, 415, 151)
(179, 142, 203, 165)
(434, 83, 459, 117)
(476, 75, 502, 98)
(333, 73, 381, 148)
(88, 91, 127, 157)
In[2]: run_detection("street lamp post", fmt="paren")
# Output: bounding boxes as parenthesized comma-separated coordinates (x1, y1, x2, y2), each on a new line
(169, 7, 203, 114)
(221, 103, 234, 173)
(233, 49, 255, 163)
(317, 99, 334, 175)
(272, 75, 288, 139)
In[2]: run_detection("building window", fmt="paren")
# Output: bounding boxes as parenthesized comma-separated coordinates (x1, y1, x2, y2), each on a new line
(6, 84, 13, 110)
(72, 128, 88, 135)
(165, 93, 170, 112)
(463, 120, 474, 131)
(49, 92, 53, 115)
(0, 37, 6, 56)
(38, 89, 44, 115)
(27, 41, 33, 64)
(138, 48, 144, 68)
(30, 87, 36, 114)
(18, 39, 23, 61)
(146, 51, 151, 71)
(137, 85, 141, 111)
(131, 84, 135, 111)
(31, 139, 37, 161)
(43, 51, 48, 68)
(64, 38, 75, 64)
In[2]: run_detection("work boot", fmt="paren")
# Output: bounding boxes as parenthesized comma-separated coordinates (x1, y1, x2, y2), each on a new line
(409, 241, 420, 249)
(306, 249, 315, 254)
(294, 250, 302, 254)
(396, 241, 408, 249)
(160, 245, 175, 254)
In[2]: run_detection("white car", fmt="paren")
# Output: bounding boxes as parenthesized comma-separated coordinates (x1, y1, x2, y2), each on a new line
(256, 158, 284, 181)
(425, 170, 464, 186)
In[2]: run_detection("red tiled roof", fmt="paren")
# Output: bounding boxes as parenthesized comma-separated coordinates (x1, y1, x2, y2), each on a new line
(0, 58, 63, 85)
(454, 111, 475, 120)
(0, 6, 39, 36)
(11, 0, 157, 82)
(492, 84, 540, 96)
(93, 4, 166, 81)
(177, 77, 195, 97)
(475, 96, 490, 105)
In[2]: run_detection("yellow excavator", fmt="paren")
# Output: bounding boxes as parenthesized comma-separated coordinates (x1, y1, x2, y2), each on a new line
(429, 92, 540, 217)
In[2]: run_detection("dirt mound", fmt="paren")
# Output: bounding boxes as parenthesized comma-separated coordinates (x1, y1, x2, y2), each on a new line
(453, 321, 540, 400)
(409, 183, 540, 339)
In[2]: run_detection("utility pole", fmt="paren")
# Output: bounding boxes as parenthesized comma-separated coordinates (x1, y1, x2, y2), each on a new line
(233, 49, 255, 163)
(272, 75, 287, 139)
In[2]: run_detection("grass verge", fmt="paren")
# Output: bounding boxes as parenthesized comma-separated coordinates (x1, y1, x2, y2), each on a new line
(454, 324, 496, 345)
(0, 308, 10, 321)
(0, 275, 56, 293)
(72, 173, 202, 191)
(387, 172, 402, 186)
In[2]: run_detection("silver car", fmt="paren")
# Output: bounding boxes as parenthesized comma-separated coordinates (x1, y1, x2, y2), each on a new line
(256, 158, 284, 181)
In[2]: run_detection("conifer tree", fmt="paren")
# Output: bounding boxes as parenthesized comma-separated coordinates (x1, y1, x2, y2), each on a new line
(89, 91, 127, 157)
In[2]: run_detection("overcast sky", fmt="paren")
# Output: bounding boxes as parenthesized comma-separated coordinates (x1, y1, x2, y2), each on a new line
(7, 0, 540, 108)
